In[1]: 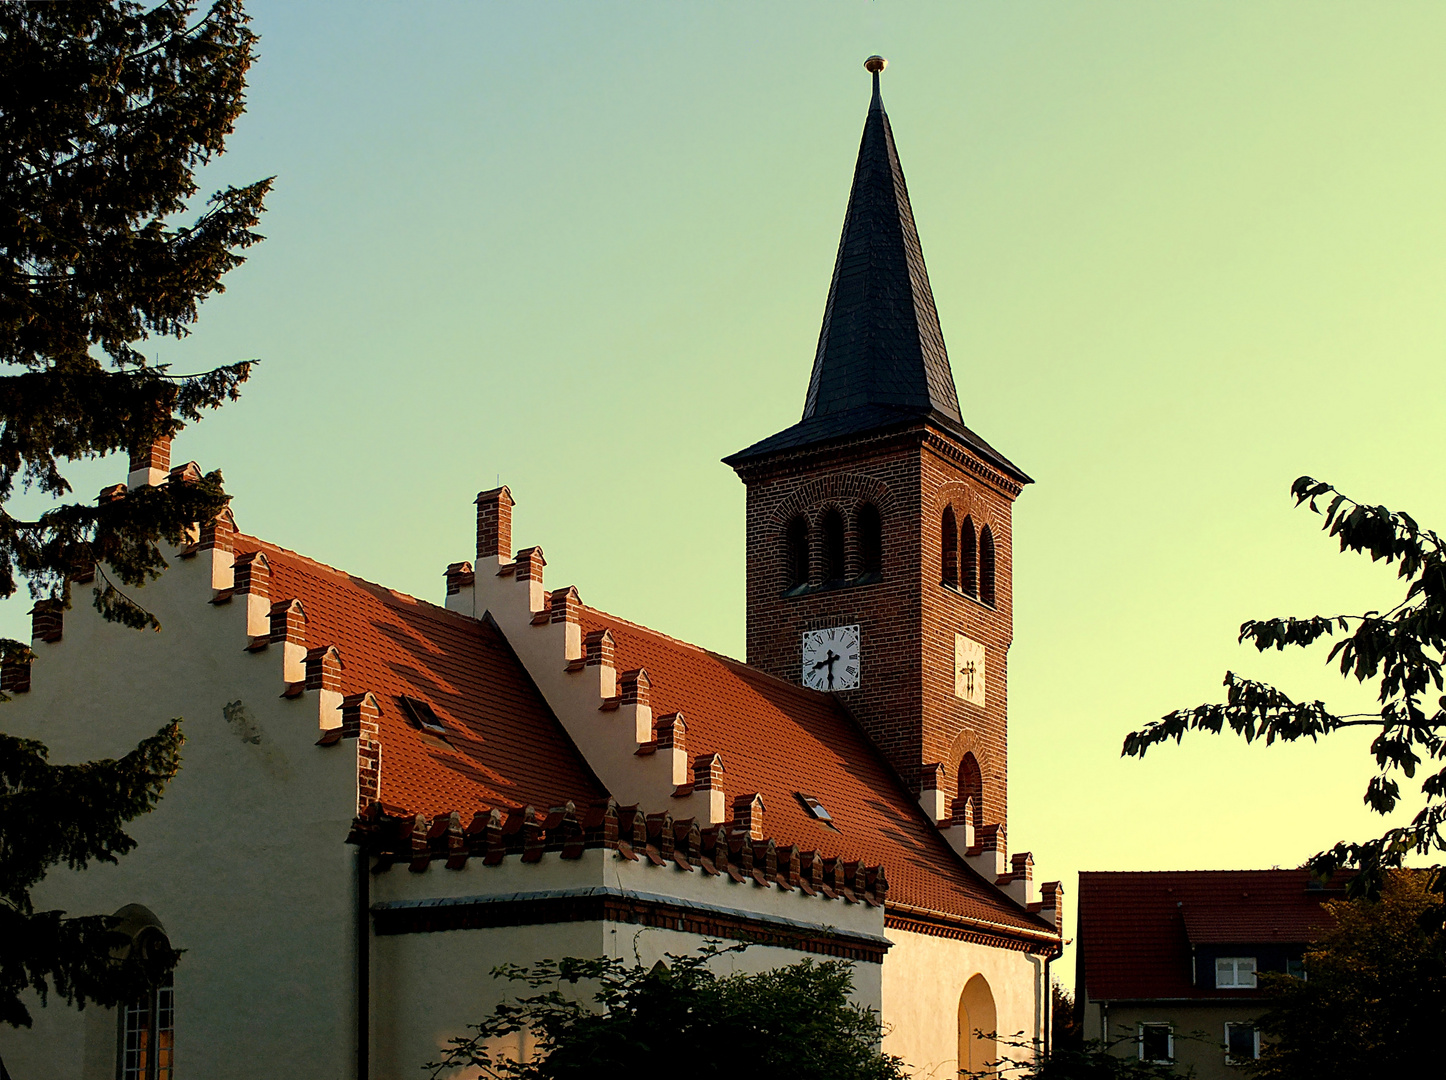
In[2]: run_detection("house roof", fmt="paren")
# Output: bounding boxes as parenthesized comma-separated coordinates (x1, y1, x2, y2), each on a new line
(221, 533, 1050, 944)
(1077, 870, 1341, 1001)
(579, 605, 1053, 938)
(234, 536, 608, 818)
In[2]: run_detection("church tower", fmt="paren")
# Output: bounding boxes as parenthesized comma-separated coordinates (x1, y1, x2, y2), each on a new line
(725, 58, 1030, 840)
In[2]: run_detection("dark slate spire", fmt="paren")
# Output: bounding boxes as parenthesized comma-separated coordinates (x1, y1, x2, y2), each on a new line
(727, 59, 1025, 480)
(802, 56, 962, 425)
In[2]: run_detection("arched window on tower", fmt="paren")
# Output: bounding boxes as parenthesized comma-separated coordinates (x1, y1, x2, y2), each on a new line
(856, 503, 883, 582)
(821, 509, 847, 585)
(960, 515, 978, 599)
(784, 517, 810, 595)
(979, 526, 997, 607)
(941, 506, 958, 588)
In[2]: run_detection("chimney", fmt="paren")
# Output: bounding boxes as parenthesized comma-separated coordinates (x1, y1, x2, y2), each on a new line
(268, 598, 307, 683)
(513, 545, 545, 614)
(233, 551, 271, 637)
(691, 752, 726, 825)
(128, 437, 172, 489)
(199, 509, 237, 590)
(305, 645, 344, 731)
(30, 599, 63, 644)
(549, 585, 583, 662)
(583, 628, 617, 699)
(917, 761, 947, 823)
(732, 792, 765, 841)
(475, 486, 514, 565)
(618, 668, 651, 745)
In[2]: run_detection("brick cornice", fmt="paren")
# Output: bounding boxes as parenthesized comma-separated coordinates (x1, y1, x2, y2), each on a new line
(372, 886, 891, 963)
(885, 902, 1061, 956)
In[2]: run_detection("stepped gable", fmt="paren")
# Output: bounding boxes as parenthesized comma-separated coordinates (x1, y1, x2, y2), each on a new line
(232, 535, 606, 817)
(1078, 869, 1345, 1001)
(579, 605, 1050, 935)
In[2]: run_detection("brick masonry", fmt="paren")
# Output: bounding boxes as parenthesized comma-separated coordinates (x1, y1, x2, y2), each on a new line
(733, 419, 1021, 832)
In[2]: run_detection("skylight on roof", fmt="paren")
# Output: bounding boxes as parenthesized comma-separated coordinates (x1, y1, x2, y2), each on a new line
(796, 792, 838, 829)
(398, 695, 447, 735)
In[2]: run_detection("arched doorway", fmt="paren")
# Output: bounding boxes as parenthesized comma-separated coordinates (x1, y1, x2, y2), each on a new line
(958, 973, 997, 1076)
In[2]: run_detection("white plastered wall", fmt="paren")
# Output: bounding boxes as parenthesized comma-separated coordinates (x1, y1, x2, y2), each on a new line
(0, 546, 360, 1080)
(881, 927, 1046, 1079)
(369, 847, 887, 1079)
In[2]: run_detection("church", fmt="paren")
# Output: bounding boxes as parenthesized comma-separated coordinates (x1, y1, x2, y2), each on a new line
(0, 59, 1062, 1080)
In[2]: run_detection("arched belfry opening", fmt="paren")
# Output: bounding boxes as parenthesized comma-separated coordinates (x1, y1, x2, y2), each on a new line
(941, 506, 958, 588)
(960, 515, 978, 599)
(821, 508, 847, 585)
(979, 526, 997, 607)
(784, 517, 810, 594)
(959, 973, 998, 1076)
(857, 503, 883, 581)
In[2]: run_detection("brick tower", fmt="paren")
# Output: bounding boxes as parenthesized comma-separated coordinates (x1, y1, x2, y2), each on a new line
(724, 58, 1030, 839)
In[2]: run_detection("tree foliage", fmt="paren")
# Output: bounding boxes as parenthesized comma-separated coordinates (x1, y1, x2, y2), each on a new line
(1124, 477, 1446, 897)
(1246, 870, 1445, 1079)
(0, 0, 266, 1026)
(428, 945, 910, 1080)
(970, 1031, 1189, 1080)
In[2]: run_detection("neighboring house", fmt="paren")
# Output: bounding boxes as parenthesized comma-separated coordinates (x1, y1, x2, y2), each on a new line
(1076, 870, 1339, 1078)
(0, 64, 1064, 1080)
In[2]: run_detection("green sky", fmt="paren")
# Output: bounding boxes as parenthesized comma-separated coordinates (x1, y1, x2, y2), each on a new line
(12, 2, 1446, 985)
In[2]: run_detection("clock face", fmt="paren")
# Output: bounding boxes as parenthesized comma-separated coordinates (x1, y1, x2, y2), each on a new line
(954, 633, 986, 707)
(801, 625, 861, 692)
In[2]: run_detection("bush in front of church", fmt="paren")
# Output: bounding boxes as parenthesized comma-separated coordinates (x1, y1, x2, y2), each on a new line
(427, 943, 909, 1080)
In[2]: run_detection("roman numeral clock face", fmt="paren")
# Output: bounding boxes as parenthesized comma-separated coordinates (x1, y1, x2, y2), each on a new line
(801, 625, 861, 692)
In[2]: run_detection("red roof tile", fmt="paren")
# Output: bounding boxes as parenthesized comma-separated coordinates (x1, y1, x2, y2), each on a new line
(1078, 870, 1341, 1001)
(579, 606, 1051, 936)
(234, 536, 607, 818)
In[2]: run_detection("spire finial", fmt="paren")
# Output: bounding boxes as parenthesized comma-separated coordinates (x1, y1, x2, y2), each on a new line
(864, 55, 887, 100)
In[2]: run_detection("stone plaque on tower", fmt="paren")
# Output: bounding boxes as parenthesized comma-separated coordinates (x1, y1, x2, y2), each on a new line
(954, 633, 986, 707)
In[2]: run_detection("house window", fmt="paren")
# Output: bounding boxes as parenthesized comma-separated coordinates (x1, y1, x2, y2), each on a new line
(1225, 1022, 1260, 1064)
(1138, 1023, 1173, 1064)
(1286, 958, 1307, 980)
(120, 975, 174, 1080)
(1216, 956, 1257, 989)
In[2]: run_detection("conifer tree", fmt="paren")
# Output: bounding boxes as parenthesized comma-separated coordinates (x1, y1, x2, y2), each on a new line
(0, 0, 269, 1026)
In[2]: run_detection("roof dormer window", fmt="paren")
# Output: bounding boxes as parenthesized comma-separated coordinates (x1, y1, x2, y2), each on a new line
(1215, 956, 1257, 989)
(797, 792, 839, 830)
(398, 695, 447, 735)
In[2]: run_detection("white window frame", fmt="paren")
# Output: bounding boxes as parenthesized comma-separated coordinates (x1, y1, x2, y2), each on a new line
(1224, 1021, 1261, 1065)
(1138, 1022, 1174, 1064)
(1215, 955, 1258, 989)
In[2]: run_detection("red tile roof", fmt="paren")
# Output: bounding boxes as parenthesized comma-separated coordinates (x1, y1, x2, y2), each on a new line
(579, 606, 1052, 937)
(235, 537, 607, 818)
(1078, 870, 1341, 1001)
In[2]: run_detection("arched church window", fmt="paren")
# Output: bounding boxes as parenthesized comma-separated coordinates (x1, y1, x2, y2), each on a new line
(821, 509, 846, 585)
(957, 752, 984, 831)
(784, 517, 810, 594)
(960, 515, 978, 599)
(959, 973, 998, 1076)
(856, 503, 883, 581)
(979, 526, 997, 607)
(112, 906, 177, 1080)
(941, 506, 958, 588)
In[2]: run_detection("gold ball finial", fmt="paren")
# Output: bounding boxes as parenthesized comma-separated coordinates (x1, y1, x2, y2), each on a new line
(864, 56, 887, 74)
